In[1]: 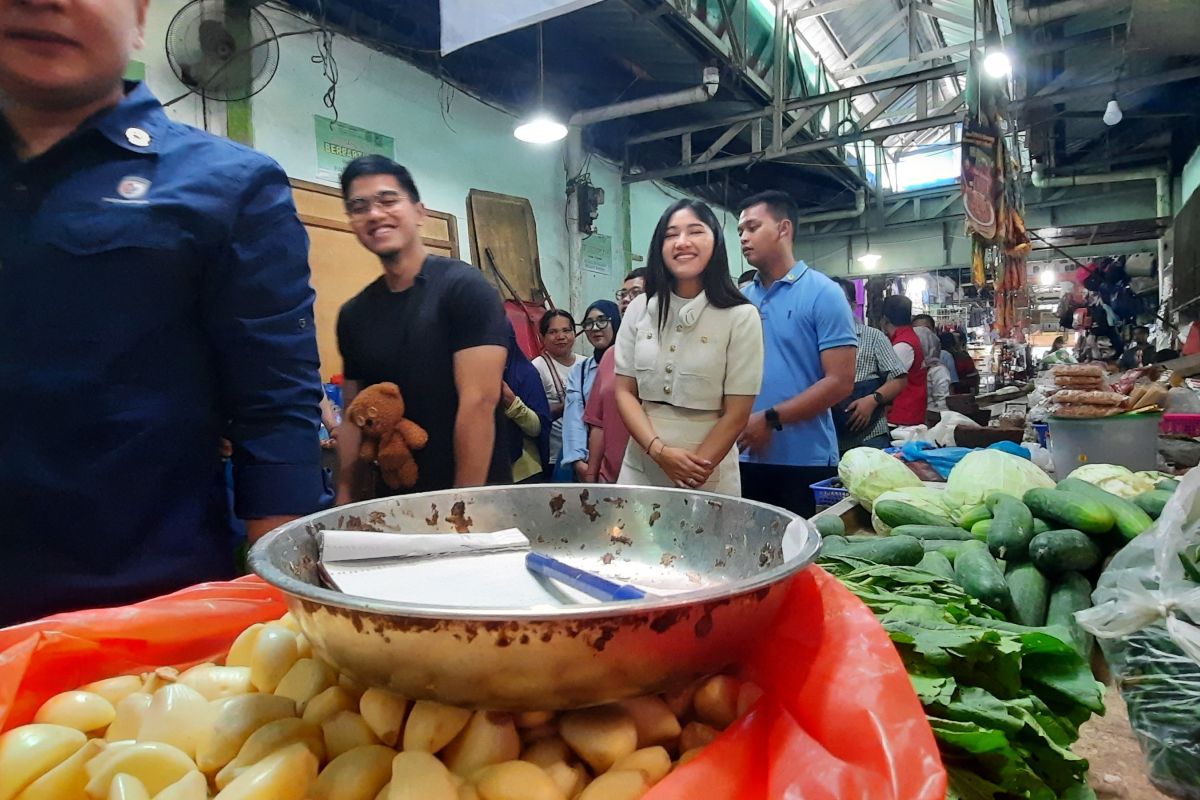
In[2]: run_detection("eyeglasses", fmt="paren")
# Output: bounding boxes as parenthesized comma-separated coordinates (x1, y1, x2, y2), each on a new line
(345, 190, 405, 217)
(579, 316, 611, 332)
(615, 287, 643, 302)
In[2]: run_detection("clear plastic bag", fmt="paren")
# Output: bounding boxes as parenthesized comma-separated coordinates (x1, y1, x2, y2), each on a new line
(1077, 469, 1200, 799)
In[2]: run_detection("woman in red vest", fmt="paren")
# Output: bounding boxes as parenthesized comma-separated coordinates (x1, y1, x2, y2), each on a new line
(881, 294, 927, 426)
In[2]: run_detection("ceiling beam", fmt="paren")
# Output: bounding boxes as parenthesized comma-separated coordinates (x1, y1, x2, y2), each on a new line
(785, 0, 873, 21)
(912, 3, 974, 30)
(628, 111, 963, 182)
(834, 9, 907, 75)
(836, 41, 972, 80)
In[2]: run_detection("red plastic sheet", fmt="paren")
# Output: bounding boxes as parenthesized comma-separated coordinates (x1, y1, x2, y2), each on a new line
(0, 568, 945, 800)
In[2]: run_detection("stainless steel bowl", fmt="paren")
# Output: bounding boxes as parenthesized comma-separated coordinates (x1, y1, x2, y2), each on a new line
(250, 484, 818, 710)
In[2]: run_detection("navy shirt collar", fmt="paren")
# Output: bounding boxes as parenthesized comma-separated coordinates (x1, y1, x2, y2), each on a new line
(0, 80, 165, 161)
(91, 81, 167, 155)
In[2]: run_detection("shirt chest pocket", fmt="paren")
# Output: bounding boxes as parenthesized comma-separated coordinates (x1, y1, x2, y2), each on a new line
(35, 208, 198, 341)
(43, 208, 179, 256)
(633, 321, 659, 372)
(676, 329, 726, 380)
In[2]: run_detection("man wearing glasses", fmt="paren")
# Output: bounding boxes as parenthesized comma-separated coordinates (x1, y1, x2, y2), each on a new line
(334, 155, 510, 500)
(0, 0, 328, 623)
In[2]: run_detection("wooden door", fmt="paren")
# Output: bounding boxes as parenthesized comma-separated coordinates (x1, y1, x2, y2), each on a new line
(290, 179, 460, 378)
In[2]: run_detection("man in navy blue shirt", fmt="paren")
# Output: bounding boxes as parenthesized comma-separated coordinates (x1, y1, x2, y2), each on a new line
(0, 0, 329, 624)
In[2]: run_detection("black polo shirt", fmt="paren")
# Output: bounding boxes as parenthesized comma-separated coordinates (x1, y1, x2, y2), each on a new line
(337, 256, 511, 492)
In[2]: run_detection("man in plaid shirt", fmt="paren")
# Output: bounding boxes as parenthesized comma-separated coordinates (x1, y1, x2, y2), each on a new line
(832, 279, 908, 450)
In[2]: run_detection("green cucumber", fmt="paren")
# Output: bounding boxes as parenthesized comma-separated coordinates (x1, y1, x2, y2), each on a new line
(837, 535, 924, 566)
(1056, 478, 1153, 540)
(970, 519, 992, 540)
(873, 500, 956, 530)
(814, 515, 847, 537)
(1133, 489, 1173, 520)
(1028, 529, 1102, 574)
(954, 545, 1013, 612)
(820, 535, 849, 556)
(1033, 518, 1052, 535)
(986, 494, 1036, 561)
(957, 503, 992, 530)
(1157, 477, 1180, 492)
(921, 538, 987, 563)
(890, 525, 976, 541)
(1047, 572, 1094, 658)
(1023, 488, 1114, 535)
(1005, 563, 1050, 627)
(916, 551, 956, 581)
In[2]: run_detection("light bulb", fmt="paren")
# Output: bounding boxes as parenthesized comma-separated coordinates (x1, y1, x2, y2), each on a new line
(1039, 269, 1057, 287)
(1103, 99, 1123, 126)
(857, 253, 882, 268)
(983, 50, 1012, 79)
(514, 114, 568, 144)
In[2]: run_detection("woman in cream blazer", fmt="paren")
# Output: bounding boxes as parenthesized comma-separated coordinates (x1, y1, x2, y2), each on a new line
(613, 199, 764, 496)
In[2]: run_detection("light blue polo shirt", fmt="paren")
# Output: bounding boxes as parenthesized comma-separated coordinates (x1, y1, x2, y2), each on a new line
(740, 261, 858, 467)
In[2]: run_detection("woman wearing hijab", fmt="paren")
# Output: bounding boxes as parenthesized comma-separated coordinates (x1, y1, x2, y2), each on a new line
(500, 325, 552, 483)
(613, 199, 763, 494)
(557, 299, 620, 482)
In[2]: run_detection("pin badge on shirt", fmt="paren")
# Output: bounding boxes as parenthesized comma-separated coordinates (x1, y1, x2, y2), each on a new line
(117, 176, 151, 200)
(125, 127, 151, 147)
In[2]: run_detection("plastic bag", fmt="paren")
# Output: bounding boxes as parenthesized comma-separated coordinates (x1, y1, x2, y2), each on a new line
(927, 411, 981, 448)
(0, 576, 286, 729)
(0, 570, 945, 800)
(1077, 469, 1200, 799)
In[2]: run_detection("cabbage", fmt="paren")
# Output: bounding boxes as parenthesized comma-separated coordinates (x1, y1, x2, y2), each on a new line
(871, 487, 953, 536)
(945, 449, 1055, 509)
(1067, 464, 1159, 499)
(838, 447, 922, 510)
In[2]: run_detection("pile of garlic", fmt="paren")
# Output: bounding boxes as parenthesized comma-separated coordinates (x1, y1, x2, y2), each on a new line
(0, 613, 762, 800)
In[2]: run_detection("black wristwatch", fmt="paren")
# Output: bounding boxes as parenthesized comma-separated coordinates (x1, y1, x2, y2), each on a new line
(871, 390, 885, 405)
(764, 407, 783, 431)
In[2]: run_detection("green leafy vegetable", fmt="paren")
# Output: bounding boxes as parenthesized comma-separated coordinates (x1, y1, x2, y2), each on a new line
(822, 558, 1104, 799)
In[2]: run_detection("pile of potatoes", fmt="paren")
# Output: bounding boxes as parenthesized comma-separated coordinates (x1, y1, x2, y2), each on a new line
(0, 613, 763, 800)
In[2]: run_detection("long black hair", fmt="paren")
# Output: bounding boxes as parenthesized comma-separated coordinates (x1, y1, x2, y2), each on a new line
(644, 198, 749, 331)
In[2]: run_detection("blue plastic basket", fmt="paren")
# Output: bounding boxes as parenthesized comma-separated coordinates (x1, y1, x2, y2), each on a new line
(1033, 423, 1049, 448)
(810, 477, 850, 507)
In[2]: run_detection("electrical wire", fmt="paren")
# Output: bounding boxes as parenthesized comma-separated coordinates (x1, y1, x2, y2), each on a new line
(162, 28, 320, 107)
(311, 0, 339, 120)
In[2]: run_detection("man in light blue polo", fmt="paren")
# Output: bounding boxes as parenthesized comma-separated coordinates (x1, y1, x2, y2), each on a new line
(736, 191, 857, 517)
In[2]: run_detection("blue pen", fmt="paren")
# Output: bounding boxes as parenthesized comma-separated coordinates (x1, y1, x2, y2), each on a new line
(525, 552, 647, 602)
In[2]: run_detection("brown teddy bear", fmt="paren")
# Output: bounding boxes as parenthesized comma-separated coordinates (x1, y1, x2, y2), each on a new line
(345, 382, 429, 490)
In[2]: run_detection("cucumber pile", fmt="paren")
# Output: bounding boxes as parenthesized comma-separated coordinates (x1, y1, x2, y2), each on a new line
(813, 472, 1184, 799)
(817, 474, 1173, 628)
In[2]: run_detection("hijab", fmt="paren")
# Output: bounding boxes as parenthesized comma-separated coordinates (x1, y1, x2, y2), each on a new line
(582, 299, 621, 363)
(502, 325, 551, 468)
(578, 299, 619, 362)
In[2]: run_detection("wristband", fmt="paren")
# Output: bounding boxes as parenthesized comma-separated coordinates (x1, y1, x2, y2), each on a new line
(645, 436, 661, 454)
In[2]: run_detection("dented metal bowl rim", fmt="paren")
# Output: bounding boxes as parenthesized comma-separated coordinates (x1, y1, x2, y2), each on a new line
(249, 483, 819, 623)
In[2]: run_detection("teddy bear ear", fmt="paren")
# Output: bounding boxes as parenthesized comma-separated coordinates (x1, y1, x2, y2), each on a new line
(380, 383, 401, 397)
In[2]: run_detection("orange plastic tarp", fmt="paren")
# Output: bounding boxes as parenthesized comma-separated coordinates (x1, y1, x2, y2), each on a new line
(0, 568, 945, 800)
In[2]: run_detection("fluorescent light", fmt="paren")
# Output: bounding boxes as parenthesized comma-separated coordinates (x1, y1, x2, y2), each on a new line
(514, 115, 567, 144)
(1103, 98, 1123, 127)
(1040, 269, 1058, 287)
(857, 253, 882, 268)
(983, 50, 1012, 79)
